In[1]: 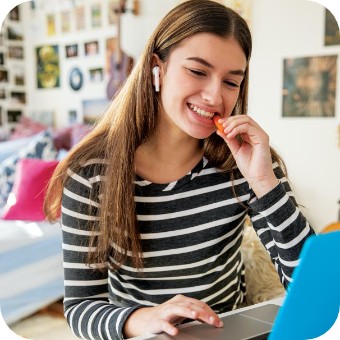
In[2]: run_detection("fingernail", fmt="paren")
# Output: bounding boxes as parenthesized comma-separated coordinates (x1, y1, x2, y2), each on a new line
(209, 316, 215, 324)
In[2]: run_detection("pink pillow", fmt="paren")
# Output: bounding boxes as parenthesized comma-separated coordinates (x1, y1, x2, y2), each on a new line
(1, 158, 59, 221)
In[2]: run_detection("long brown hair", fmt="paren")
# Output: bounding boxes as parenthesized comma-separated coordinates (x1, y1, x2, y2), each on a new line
(44, 0, 283, 270)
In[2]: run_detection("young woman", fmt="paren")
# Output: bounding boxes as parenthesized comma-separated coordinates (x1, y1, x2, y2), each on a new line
(44, 1, 315, 339)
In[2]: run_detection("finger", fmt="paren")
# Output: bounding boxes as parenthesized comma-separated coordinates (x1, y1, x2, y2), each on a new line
(223, 116, 262, 133)
(217, 130, 241, 156)
(225, 124, 265, 145)
(162, 304, 199, 321)
(160, 320, 179, 337)
(179, 301, 223, 328)
(226, 114, 260, 127)
(168, 295, 223, 328)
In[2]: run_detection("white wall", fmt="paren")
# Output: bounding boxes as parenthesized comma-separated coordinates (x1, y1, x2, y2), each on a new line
(18, 0, 340, 230)
(249, 0, 340, 230)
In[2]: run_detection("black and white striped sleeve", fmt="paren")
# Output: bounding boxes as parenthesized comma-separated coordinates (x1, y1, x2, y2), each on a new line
(61, 163, 139, 340)
(247, 163, 315, 289)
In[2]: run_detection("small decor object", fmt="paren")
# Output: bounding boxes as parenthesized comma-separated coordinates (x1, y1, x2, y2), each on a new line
(282, 55, 337, 117)
(36, 45, 60, 89)
(324, 9, 340, 46)
(69, 67, 84, 91)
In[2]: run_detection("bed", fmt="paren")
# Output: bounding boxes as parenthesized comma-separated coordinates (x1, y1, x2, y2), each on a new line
(0, 220, 64, 325)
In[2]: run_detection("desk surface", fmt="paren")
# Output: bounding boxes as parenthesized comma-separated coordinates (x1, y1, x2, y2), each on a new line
(132, 297, 285, 340)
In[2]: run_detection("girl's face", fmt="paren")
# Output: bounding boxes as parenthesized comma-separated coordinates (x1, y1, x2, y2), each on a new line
(157, 33, 247, 139)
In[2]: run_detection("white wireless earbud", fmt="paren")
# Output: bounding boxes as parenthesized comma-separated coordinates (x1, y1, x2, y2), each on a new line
(152, 66, 160, 92)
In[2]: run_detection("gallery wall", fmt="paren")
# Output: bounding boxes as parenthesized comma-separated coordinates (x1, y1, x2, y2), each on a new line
(0, 0, 339, 231)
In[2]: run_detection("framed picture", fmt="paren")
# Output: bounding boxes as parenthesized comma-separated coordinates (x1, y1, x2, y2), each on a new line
(8, 46, 24, 59)
(10, 91, 26, 104)
(7, 26, 23, 41)
(0, 70, 8, 83)
(0, 88, 6, 99)
(75, 6, 85, 30)
(66, 44, 78, 58)
(282, 55, 337, 117)
(82, 98, 109, 124)
(46, 14, 56, 36)
(9, 6, 20, 21)
(13, 67, 25, 86)
(324, 8, 340, 46)
(7, 109, 22, 123)
(84, 41, 99, 56)
(91, 4, 102, 28)
(61, 10, 71, 33)
(89, 67, 103, 82)
(36, 45, 60, 89)
(68, 110, 78, 124)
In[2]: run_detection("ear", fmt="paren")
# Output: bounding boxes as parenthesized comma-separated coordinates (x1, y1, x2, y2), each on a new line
(151, 54, 163, 90)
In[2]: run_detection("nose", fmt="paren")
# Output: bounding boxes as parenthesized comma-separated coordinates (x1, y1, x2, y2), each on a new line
(201, 79, 223, 106)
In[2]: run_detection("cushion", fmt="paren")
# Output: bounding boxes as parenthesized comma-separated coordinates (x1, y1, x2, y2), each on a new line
(52, 126, 72, 151)
(0, 135, 36, 162)
(0, 129, 57, 208)
(9, 116, 47, 140)
(1, 159, 59, 221)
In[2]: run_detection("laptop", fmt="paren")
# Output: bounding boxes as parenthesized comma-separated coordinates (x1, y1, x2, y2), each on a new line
(148, 231, 340, 340)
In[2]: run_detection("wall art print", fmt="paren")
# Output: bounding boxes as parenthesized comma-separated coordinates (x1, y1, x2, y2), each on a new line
(36, 45, 60, 89)
(282, 55, 337, 117)
(324, 8, 340, 46)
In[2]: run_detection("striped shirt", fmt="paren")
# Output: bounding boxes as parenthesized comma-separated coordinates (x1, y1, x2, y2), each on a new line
(61, 157, 315, 340)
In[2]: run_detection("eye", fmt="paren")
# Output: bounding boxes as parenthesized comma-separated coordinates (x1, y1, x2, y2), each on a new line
(188, 68, 206, 77)
(224, 80, 240, 89)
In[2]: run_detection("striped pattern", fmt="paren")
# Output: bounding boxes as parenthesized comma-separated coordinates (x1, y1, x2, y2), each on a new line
(61, 158, 314, 340)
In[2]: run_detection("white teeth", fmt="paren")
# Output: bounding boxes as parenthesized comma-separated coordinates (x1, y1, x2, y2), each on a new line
(189, 104, 214, 118)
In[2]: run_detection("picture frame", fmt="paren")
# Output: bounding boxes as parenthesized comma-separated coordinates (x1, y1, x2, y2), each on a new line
(282, 55, 337, 117)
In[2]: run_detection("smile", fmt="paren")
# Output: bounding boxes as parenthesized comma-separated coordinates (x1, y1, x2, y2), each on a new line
(189, 104, 215, 119)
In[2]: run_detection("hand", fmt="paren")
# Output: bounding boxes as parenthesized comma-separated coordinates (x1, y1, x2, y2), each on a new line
(123, 294, 223, 338)
(216, 115, 278, 197)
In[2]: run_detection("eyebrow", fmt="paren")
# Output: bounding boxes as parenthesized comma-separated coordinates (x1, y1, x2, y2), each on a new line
(186, 57, 245, 76)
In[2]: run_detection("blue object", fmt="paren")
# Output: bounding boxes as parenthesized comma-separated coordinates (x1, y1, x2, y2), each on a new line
(269, 231, 340, 340)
